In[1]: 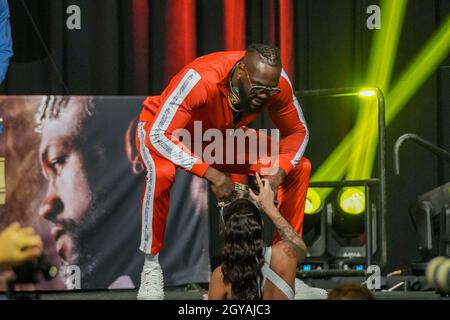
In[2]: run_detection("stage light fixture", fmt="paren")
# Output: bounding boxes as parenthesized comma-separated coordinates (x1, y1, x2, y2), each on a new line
(338, 187, 365, 215)
(305, 188, 322, 215)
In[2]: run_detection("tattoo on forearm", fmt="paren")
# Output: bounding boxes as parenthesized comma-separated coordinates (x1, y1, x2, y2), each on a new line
(272, 216, 307, 261)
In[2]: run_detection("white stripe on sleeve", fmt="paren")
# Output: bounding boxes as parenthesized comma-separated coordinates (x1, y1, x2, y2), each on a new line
(280, 69, 309, 167)
(149, 69, 202, 170)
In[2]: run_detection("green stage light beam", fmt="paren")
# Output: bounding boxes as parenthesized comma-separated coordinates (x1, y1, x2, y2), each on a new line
(311, 10, 450, 200)
(311, 0, 406, 187)
(356, 13, 450, 179)
(310, 130, 354, 200)
(348, 0, 407, 180)
(387, 14, 450, 123)
(359, 90, 376, 97)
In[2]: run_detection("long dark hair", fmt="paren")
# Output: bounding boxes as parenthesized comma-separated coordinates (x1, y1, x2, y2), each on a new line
(221, 198, 265, 299)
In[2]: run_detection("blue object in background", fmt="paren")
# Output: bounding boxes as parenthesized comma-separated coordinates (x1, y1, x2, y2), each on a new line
(303, 265, 312, 271)
(0, 0, 13, 84)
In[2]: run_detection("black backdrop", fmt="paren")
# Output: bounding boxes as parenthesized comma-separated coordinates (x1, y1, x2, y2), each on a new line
(1, 0, 449, 274)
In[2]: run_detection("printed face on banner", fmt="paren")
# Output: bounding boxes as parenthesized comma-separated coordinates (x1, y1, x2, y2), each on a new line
(0, 96, 144, 290)
(38, 101, 94, 265)
(0, 95, 211, 292)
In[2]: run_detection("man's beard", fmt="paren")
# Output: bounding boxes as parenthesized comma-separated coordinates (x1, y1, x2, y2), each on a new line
(237, 82, 263, 114)
(61, 190, 108, 285)
(237, 82, 252, 112)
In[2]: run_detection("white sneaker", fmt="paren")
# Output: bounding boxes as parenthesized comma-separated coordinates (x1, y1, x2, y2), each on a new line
(294, 278, 328, 300)
(137, 261, 165, 300)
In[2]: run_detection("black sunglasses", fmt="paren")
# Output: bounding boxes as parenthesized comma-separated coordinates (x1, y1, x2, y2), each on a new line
(243, 65, 282, 97)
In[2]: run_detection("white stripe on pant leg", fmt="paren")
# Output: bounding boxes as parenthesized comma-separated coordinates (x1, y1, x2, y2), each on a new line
(138, 122, 156, 253)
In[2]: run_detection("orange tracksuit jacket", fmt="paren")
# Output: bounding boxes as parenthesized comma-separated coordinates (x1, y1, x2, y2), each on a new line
(139, 51, 309, 177)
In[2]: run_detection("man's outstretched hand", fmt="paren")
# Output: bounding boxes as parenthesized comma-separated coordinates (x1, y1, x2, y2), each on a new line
(204, 167, 235, 202)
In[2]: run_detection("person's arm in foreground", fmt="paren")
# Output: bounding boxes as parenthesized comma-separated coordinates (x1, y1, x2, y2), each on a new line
(250, 173, 307, 263)
(207, 266, 228, 300)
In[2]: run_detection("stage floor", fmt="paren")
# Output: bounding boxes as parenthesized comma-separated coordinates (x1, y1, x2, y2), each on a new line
(36, 290, 449, 300)
(1, 285, 449, 300)
(37, 287, 205, 300)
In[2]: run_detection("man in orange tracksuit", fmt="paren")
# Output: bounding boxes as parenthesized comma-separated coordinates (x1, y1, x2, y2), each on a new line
(136, 44, 310, 299)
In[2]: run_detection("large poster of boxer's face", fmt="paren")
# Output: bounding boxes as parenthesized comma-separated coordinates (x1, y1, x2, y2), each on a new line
(0, 96, 145, 290)
(0, 96, 210, 291)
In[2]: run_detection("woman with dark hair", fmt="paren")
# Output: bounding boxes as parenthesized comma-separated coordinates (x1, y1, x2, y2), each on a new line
(208, 173, 307, 300)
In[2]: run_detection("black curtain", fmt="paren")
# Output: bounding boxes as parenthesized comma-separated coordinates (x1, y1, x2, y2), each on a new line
(5, 0, 134, 95)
